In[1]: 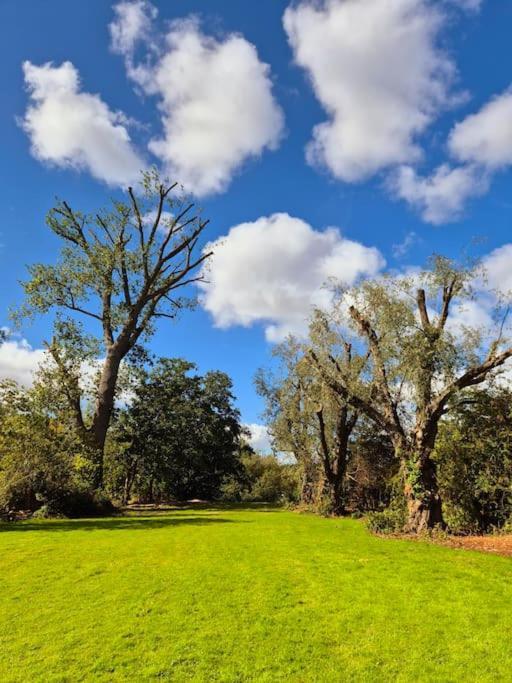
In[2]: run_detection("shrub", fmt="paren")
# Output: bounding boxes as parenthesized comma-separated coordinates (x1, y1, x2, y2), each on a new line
(366, 503, 406, 534)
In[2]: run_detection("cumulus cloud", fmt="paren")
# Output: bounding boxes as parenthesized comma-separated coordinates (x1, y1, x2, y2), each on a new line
(448, 89, 512, 170)
(0, 337, 46, 387)
(199, 213, 385, 341)
(110, 3, 284, 196)
(483, 244, 512, 296)
(391, 163, 488, 224)
(283, 0, 457, 182)
(393, 86, 512, 222)
(21, 61, 144, 186)
(245, 423, 272, 454)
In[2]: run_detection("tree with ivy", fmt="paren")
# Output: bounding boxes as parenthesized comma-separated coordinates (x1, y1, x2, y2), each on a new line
(310, 256, 512, 532)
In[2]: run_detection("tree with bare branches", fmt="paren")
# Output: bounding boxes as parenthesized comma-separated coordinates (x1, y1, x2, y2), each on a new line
(257, 327, 361, 515)
(16, 171, 211, 488)
(310, 257, 512, 532)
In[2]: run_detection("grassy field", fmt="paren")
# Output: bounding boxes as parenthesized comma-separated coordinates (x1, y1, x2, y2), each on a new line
(1, 505, 511, 682)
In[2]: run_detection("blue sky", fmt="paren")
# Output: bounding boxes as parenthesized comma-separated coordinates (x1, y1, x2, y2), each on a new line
(1, 0, 511, 445)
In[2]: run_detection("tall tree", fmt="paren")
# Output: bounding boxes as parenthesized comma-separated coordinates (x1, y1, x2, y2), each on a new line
(116, 359, 244, 502)
(310, 257, 512, 532)
(17, 171, 211, 487)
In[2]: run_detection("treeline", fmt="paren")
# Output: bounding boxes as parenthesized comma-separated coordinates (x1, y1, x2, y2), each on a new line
(0, 358, 296, 517)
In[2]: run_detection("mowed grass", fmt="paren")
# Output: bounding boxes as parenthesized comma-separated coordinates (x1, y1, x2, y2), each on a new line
(1, 506, 511, 682)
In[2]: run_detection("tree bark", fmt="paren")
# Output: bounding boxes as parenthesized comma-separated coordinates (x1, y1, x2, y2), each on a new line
(89, 347, 124, 488)
(402, 449, 444, 533)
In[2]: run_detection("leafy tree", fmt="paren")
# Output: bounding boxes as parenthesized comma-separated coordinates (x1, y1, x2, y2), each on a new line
(0, 379, 84, 515)
(310, 257, 512, 532)
(435, 386, 512, 533)
(114, 359, 244, 502)
(256, 339, 318, 504)
(16, 171, 211, 488)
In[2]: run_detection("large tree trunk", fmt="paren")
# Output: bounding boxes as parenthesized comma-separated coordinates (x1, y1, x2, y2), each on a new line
(325, 476, 345, 515)
(403, 450, 444, 533)
(89, 347, 124, 489)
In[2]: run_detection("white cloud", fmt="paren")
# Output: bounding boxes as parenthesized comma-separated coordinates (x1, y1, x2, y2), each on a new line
(142, 209, 174, 233)
(392, 231, 419, 259)
(283, 0, 457, 182)
(199, 212, 385, 341)
(0, 337, 46, 387)
(483, 244, 512, 296)
(391, 163, 488, 224)
(245, 423, 272, 454)
(393, 86, 512, 223)
(445, 298, 495, 338)
(110, 0, 157, 57)
(21, 61, 144, 186)
(110, 3, 284, 196)
(449, 89, 512, 170)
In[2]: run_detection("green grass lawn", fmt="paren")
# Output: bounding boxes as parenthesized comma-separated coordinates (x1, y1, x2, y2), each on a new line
(1, 506, 511, 682)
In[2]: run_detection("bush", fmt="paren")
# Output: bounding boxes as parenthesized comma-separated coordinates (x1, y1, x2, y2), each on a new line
(435, 388, 512, 534)
(52, 490, 116, 518)
(221, 452, 299, 504)
(366, 505, 406, 534)
(30, 491, 116, 519)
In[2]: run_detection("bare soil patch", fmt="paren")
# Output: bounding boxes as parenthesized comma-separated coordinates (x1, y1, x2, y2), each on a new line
(445, 534, 512, 557)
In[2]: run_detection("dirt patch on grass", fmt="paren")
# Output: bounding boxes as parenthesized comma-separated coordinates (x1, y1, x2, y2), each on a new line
(445, 534, 512, 557)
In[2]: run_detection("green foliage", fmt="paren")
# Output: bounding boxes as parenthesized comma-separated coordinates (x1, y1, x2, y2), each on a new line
(221, 450, 299, 503)
(110, 358, 245, 501)
(366, 506, 407, 534)
(0, 379, 86, 514)
(435, 387, 512, 533)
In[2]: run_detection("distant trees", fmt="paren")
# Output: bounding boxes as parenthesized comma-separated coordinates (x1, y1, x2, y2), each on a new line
(221, 448, 298, 504)
(0, 357, 261, 516)
(16, 171, 211, 488)
(257, 331, 366, 515)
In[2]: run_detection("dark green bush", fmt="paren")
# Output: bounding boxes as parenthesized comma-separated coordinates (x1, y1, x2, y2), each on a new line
(366, 505, 406, 534)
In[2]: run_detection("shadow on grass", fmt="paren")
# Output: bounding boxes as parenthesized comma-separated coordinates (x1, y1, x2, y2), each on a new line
(0, 515, 242, 533)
